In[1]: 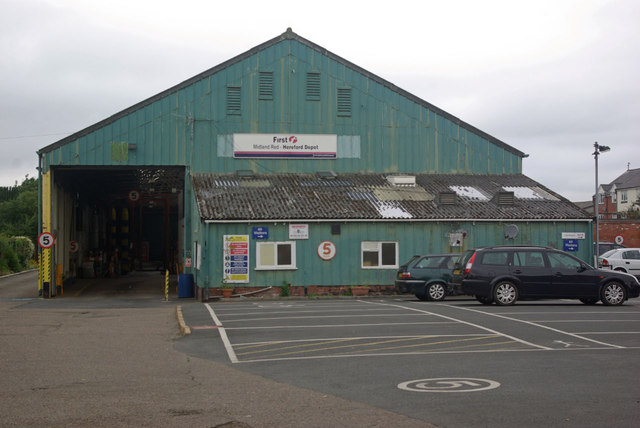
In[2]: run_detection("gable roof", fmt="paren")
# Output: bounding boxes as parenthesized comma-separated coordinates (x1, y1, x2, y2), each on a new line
(192, 172, 588, 222)
(39, 28, 524, 158)
(609, 168, 640, 190)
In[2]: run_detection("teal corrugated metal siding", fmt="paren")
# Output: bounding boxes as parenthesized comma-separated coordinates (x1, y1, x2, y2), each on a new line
(42, 39, 522, 177)
(197, 220, 590, 288)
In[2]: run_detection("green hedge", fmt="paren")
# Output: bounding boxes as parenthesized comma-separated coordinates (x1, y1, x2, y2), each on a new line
(0, 236, 21, 274)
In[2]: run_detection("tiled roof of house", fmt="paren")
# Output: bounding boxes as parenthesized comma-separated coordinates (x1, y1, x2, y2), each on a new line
(611, 168, 640, 190)
(192, 173, 589, 221)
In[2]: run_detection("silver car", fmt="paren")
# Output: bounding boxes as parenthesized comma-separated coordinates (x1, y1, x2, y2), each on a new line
(599, 248, 640, 278)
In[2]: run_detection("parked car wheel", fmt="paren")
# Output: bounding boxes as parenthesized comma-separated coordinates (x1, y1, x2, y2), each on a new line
(426, 283, 446, 301)
(579, 298, 598, 305)
(475, 295, 493, 305)
(493, 281, 518, 305)
(601, 282, 626, 306)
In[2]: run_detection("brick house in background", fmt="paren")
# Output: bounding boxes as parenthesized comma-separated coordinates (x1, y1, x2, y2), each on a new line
(592, 167, 640, 248)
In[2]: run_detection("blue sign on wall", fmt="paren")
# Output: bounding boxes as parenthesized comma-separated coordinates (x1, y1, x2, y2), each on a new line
(563, 239, 579, 252)
(252, 227, 269, 239)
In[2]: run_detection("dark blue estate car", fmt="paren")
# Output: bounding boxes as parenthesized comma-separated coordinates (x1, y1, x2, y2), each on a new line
(395, 253, 461, 301)
(449, 246, 640, 306)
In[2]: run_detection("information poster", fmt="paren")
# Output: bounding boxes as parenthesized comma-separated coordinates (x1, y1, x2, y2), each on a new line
(289, 224, 309, 239)
(223, 235, 249, 283)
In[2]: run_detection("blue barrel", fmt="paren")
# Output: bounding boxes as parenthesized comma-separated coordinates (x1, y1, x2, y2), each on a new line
(178, 273, 194, 298)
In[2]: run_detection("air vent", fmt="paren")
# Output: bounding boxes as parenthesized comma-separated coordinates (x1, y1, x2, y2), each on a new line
(259, 72, 273, 100)
(438, 192, 457, 205)
(331, 223, 341, 235)
(337, 88, 352, 117)
(236, 170, 254, 178)
(496, 191, 515, 205)
(226, 86, 241, 115)
(317, 170, 337, 180)
(386, 175, 416, 186)
(306, 72, 320, 101)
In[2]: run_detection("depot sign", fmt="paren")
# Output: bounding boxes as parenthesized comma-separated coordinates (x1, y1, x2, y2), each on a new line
(233, 133, 337, 159)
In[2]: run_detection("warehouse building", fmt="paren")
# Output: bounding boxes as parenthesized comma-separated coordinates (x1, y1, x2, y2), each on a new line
(37, 29, 591, 298)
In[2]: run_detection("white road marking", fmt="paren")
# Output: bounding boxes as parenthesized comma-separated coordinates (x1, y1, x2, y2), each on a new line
(233, 333, 493, 346)
(224, 321, 456, 330)
(219, 313, 432, 323)
(445, 304, 626, 349)
(205, 303, 238, 363)
(361, 300, 553, 350)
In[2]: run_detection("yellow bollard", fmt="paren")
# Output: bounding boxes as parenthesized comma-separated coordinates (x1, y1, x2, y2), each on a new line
(164, 269, 169, 301)
(38, 253, 42, 294)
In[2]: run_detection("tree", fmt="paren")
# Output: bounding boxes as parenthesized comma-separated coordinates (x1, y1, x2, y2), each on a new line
(0, 237, 21, 274)
(0, 177, 38, 244)
(625, 196, 640, 219)
(0, 177, 38, 274)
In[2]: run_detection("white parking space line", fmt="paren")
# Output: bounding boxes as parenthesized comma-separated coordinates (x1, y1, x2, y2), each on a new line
(225, 321, 456, 330)
(446, 304, 626, 349)
(361, 300, 553, 350)
(218, 313, 431, 323)
(205, 303, 238, 363)
(232, 333, 492, 346)
(230, 347, 537, 364)
(211, 308, 402, 317)
(205, 299, 637, 363)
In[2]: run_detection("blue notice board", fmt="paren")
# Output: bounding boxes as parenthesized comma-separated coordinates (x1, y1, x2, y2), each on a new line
(563, 239, 579, 252)
(252, 227, 269, 240)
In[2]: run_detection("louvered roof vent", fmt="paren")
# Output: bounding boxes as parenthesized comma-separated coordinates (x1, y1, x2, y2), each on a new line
(438, 192, 457, 205)
(495, 191, 515, 205)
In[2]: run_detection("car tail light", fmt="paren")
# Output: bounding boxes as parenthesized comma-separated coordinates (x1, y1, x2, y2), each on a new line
(601, 259, 609, 267)
(464, 252, 476, 276)
(399, 272, 411, 279)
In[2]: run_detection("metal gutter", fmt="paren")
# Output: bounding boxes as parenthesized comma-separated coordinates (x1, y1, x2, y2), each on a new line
(204, 218, 592, 224)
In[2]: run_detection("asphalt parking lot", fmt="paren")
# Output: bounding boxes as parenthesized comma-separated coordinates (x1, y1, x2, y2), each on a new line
(177, 296, 640, 427)
(3, 271, 639, 427)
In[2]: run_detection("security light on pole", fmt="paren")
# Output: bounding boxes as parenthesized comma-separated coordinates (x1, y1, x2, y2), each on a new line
(593, 142, 611, 265)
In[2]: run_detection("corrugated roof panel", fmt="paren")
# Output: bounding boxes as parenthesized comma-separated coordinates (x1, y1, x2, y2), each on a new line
(191, 172, 589, 221)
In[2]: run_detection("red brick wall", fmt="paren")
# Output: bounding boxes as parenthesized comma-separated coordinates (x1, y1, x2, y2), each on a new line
(596, 195, 618, 219)
(597, 220, 640, 248)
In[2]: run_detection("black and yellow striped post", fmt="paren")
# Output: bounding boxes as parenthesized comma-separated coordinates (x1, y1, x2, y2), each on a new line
(164, 269, 169, 301)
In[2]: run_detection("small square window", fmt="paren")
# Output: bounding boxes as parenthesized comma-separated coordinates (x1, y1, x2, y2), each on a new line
(621, 191, 628, 203)
(256, 241, 297, 270)
(361, 241, 398, 269)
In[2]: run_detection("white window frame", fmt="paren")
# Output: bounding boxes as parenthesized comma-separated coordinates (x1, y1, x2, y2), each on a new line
(255, 241, 297, 270)
(621, 190, 628, 204)
(361, 241, 398, 269)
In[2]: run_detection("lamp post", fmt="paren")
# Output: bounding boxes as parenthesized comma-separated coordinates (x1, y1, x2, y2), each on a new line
(593, 142, 610, 265)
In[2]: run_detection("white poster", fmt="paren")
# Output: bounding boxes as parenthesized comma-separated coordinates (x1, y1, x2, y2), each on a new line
(233, 133, 337, 159)
(289, 224, 309, 240)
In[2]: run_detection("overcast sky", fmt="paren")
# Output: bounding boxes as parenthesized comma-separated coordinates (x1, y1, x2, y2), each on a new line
(1, 0, 638, 201)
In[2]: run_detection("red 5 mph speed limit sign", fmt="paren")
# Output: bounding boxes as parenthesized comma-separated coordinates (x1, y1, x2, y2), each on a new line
(38, 232, 55, 249)
(317, 241, 336, 260)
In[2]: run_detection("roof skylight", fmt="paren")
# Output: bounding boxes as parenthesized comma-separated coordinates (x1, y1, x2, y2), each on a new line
(449, 186, 489, 201)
